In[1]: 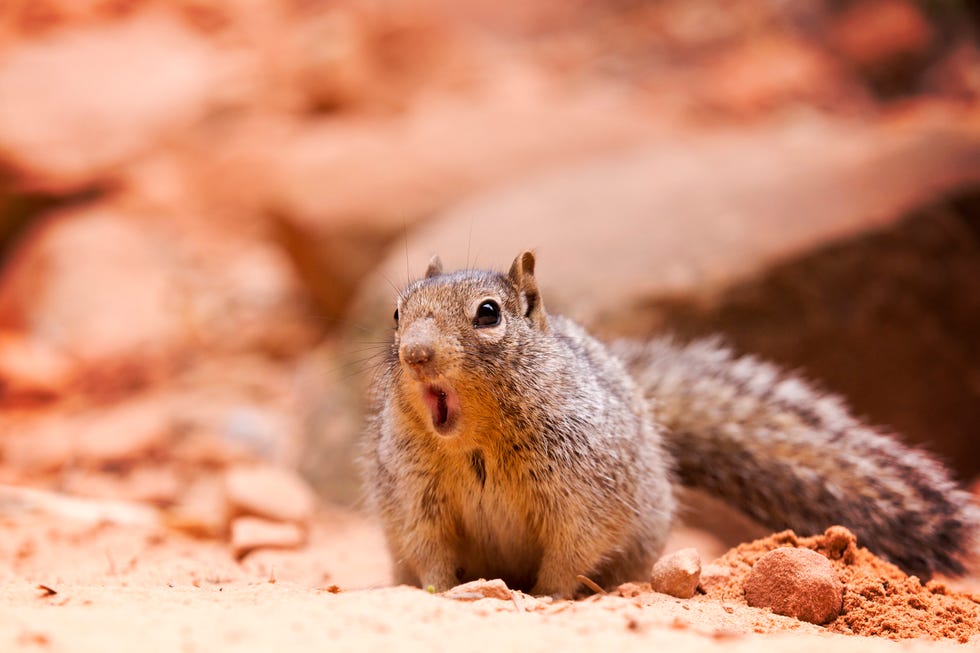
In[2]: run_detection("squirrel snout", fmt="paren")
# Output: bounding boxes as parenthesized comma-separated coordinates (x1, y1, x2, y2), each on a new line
(400, 342, 436, 368)
(399, 342, 436, 365)
(398, 319, 447, 379)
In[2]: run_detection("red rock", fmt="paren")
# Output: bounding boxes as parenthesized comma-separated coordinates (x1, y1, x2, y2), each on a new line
(270, 71, 663, 320)
(0, 413, 75, 472)
(72, 398, 173, 465)
(650, 548, 701, 599)
(1, 397, 171, 472)
(0, 331, 71, 398)
(62, 466, 182, 506)
(831, 0, 933, 70)
(0, 484, 159, 527)
(925, 43, 980, 100)
(276, 3, 460, 115)
(744, 548, 843, 625)
(170, 430, 257, 468)
(0, 204, 311, 383)
(230, 516, 306, 559)
(0, 12, 233, 189)
(279, 8, 382, 113)
(700, 35, 846, 114)
(0, 207, 185, 363)
(224, 464, 316, 524)
(0, 0, 142, 36)
(165, 476, 230, 539)
(354, 114, 980, 331)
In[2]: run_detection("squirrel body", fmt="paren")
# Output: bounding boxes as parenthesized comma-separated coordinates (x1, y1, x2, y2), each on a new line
(363, 251, 978, 597)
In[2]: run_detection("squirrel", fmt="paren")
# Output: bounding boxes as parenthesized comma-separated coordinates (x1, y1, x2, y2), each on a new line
(363, 250, 979, 598)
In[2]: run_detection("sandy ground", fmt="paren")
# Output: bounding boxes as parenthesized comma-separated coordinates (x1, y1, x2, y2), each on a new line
(1, 3, 979, 652)
(1, 504, 976, 653)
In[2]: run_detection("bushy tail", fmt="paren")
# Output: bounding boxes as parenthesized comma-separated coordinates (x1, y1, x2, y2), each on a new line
(612, 337, 980, 579)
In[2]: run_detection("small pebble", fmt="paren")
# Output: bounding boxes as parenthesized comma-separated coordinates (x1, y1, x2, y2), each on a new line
(650, 548, 701, 599)
(442, 578, 512, 601)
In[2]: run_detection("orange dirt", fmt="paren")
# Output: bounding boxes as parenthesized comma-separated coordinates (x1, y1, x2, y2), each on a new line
(701, 526, 980, 643)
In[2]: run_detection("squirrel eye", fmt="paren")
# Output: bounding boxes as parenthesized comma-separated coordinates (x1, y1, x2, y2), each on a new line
(393, 308, 399, 324)
(474, 300, 501, 328)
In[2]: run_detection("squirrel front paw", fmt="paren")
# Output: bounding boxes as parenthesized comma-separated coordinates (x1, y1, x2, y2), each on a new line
(530, 572, 580, 599)
(419, 564, 462, 593)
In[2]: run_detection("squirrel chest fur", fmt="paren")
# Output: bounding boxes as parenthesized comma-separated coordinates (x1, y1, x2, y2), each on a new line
(363, 251, 979, 597)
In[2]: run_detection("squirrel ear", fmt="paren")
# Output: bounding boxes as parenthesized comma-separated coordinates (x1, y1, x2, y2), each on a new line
(425, 255, 443, 278)
(508, 250, 548, 330)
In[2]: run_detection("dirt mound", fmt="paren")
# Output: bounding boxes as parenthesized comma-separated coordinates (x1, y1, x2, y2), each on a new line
(702, 526, 980, 642)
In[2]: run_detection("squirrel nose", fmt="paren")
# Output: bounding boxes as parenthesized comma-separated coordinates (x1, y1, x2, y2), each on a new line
(400, 342, 435, 367)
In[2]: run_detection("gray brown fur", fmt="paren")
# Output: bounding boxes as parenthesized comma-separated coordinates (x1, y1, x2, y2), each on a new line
(615, 337, 980, 579)
(363, 252, 978, 596)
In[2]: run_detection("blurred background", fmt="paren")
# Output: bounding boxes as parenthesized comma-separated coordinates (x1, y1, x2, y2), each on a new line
(0, 0, 978, 551)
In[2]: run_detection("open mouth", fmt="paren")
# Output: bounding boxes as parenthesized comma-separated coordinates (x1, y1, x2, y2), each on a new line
(421, 383, 459, 435)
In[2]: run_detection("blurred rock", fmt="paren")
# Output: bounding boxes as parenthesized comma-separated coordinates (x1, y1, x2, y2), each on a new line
(279, 5, 460, 114)
(925, 43, 980, 101)
(355, 112, 980, 332)
(72, 398, 174, 466)
(0, 483, 160, 526)
(165, 475, 229, 539)
(744, 547, 843, 625)
(0, 11, 235, 190)
(699, 35, 853, 115)
(221, 406, 289, 463)
(0, 202, 313, 398)
(831, 0, 933, 67)
(271, 70, 664, 320)
(61, 465, 182, 506)
(230, 516, 306, 559)
(0, 0, 147, 36)
(0, 207, 188, 364)
(658, 189, 980, 482)
(166, 371, 302, 469)
(164, 359, 306, 473)
(224, 464, 316, 524)
(1, 396, 173, 471)
(650, 548, 701, 599)
(0, 173, 94, 271)
(112, 464, 184, 506)
(170, 429, 257, 469)
(829, 0, 934, 96)
(0, 413, 76, 473)
(284, 11, 377, 112)
(0, 331, 71, 400)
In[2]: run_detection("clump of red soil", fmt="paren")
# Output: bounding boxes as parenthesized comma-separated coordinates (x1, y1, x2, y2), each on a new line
(744, 547, 843, 625)
(702, 526, 980, 642)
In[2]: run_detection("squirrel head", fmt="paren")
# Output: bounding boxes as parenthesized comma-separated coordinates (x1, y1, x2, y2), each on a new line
(390, 250, 549, 437)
